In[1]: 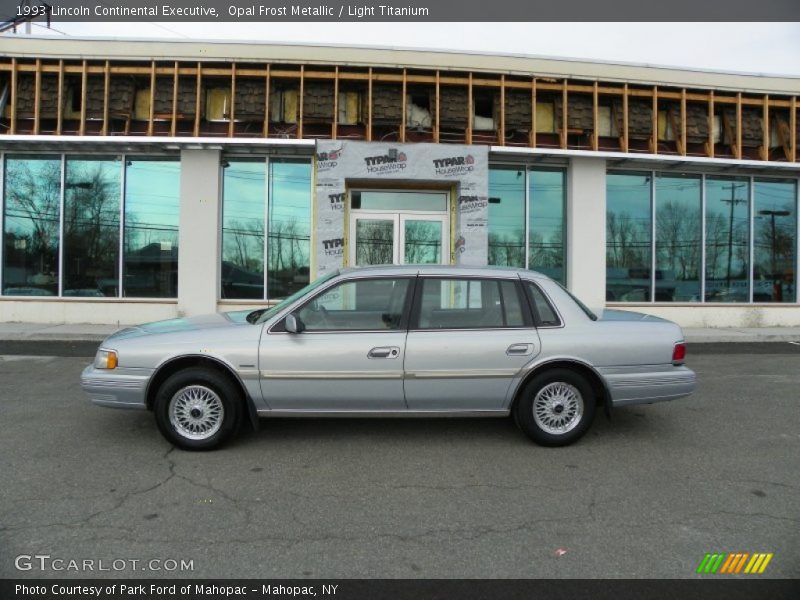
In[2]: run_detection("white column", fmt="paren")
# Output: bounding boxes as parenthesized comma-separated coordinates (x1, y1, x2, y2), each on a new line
(566, 156, 607, 310)
(178, 149, 221, 316)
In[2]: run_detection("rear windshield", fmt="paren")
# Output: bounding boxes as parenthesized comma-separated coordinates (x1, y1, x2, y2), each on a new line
(555, 282, 598, 321)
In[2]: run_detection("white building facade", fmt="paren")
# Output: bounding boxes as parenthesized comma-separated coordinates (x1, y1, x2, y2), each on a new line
(0, 38, 798, 327)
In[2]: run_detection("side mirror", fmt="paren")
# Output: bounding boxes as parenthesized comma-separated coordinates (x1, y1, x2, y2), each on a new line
(285, 313, 306, 334)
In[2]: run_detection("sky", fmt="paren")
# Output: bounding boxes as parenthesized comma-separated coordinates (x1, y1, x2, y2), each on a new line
(13, 22, 800, 77)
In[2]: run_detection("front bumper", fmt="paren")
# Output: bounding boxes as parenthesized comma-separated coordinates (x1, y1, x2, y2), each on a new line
(80, 364, 151, 410)
(601, 365, 697, 407)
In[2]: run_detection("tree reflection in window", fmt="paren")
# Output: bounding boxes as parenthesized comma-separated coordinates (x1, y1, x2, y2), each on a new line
(2, 156, 61, 296)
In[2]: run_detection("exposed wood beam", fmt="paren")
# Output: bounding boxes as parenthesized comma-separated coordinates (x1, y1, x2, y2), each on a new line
(297, 65, 304, 140)
(332, 66, 338, 140)
(79, 59, 87, 136)
(170, 61, 178, 137)
(9, 58, 16, 134)
(367, 67, 372, 142)
(193, 61, 202, 137)
(530, 77, 537, 148)
(622, 83, 629, 152)
(592, 81, 599, 151)
(229, 62, 236, 138)
(736, 92, 742, 160)
(102, 60, 110, 136)
(56, 59, 63, 135)
(147, 61, 155, 136)
(651, 85, 658, 154)
(33, 59, 41, 135)
(400, 68, 407, 143)
(560, 79, 568, 149)
(263, 64, 270, 137)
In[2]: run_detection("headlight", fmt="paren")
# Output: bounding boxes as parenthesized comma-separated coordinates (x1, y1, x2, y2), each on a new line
(94, 349, 118, 369)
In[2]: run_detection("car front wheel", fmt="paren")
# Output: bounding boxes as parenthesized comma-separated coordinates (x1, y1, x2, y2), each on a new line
(514, 368, 596, 446)
(154, 367, 241, 450)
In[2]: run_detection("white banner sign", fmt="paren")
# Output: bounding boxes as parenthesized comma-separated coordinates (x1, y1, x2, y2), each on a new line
(314, 140, 489, 275)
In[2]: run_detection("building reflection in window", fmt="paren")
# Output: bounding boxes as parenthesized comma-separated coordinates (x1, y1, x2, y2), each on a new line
(64, 157, 121, 297)
(123, 158, 180, 298)
(754, 179, 796, 303)
(2, 156, 62, 296)
(221, 161, 266, 299)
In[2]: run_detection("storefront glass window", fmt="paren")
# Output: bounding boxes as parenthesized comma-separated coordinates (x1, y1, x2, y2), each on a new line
(221, 161, 266, 299)
(488, 167, 525, 268)
(268, 159, 312, 299)
(63, 157, 121, 297)
(606, 172, 652, 302)
(2, 156, 62, 296)
(123, 159, 180, 298)
(705, 177, 750, 302)
(753, 179, 797, 303)
(529, 169, 565, 284)
(655, 174, 701, 302)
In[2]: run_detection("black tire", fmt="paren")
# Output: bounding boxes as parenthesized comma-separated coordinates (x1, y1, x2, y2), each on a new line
(513, 368, 596, 447)
(154, 367, 242, 451)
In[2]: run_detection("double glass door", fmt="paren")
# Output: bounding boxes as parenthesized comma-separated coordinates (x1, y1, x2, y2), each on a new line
(348, 190, 450, 266)
(350, 212, 449, 266)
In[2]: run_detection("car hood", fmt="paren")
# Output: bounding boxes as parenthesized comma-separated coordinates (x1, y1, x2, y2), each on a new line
(106, 311, 253, 341)
(596, 308, 670, 323)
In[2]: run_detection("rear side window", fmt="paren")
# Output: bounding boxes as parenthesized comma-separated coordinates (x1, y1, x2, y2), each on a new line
(416, 278, 526, 329)
(525, 281, 562, 327)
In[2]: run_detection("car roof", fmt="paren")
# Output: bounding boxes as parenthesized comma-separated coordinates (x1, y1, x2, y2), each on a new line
(338, 264, 553, 280)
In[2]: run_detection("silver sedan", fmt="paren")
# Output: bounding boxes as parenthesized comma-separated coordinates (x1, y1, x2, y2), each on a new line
(81, 266, 696, 450)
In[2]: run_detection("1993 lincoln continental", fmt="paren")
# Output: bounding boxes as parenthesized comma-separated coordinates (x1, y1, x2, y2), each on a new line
(81, 266, 696, 450)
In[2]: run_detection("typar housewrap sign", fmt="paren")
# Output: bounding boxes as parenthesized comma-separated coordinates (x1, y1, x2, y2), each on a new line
(314, 140, 489, 275)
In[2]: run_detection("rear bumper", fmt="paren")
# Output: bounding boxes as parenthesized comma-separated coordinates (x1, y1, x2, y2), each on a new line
(601, 365, 697, 407)
(80, 364, 150, 410)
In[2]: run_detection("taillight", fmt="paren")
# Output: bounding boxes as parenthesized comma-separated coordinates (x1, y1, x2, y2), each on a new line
(672, 343, 686, 365)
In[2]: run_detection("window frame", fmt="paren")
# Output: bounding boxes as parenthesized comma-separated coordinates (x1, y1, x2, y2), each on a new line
(408, 275, 533, 331)
(271, 274, 417, 334)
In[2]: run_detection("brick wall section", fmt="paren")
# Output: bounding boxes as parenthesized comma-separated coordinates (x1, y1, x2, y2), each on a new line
(234, 78, 265, 120)
(303, 81, 334, 121)
(504, 89, 530, 129)
(439, 87, 468, 128)
(372, 84, 403, 122)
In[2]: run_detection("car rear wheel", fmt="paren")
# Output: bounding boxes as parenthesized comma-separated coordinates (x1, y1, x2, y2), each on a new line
(513, 368, 596, 446)
(154, 367, 241, 450)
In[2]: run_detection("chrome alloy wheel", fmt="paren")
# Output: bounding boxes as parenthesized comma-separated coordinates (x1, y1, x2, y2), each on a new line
(168, 385, 224, 441)
(532, 381, 584, 435)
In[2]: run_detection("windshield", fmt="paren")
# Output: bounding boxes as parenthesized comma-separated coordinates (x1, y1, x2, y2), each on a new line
(253, 270, 339, 324)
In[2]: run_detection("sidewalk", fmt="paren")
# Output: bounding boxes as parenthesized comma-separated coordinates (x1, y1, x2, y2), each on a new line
(0, 321, 799, 344)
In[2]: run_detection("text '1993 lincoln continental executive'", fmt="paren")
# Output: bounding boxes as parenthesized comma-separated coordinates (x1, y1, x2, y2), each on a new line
(81, 266, 696, 450)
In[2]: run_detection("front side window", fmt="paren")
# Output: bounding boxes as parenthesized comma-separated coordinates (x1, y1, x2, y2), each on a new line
(296, 278, 411, 331)
(416, 278, 525, 329)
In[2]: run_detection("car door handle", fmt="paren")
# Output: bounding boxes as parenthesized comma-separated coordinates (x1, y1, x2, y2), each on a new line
(506, 343, 534, 356)
(368, 346, 400, 359)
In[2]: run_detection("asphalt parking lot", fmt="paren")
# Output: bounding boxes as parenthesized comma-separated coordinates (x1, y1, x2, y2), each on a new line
(1, 344, 798, 579)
